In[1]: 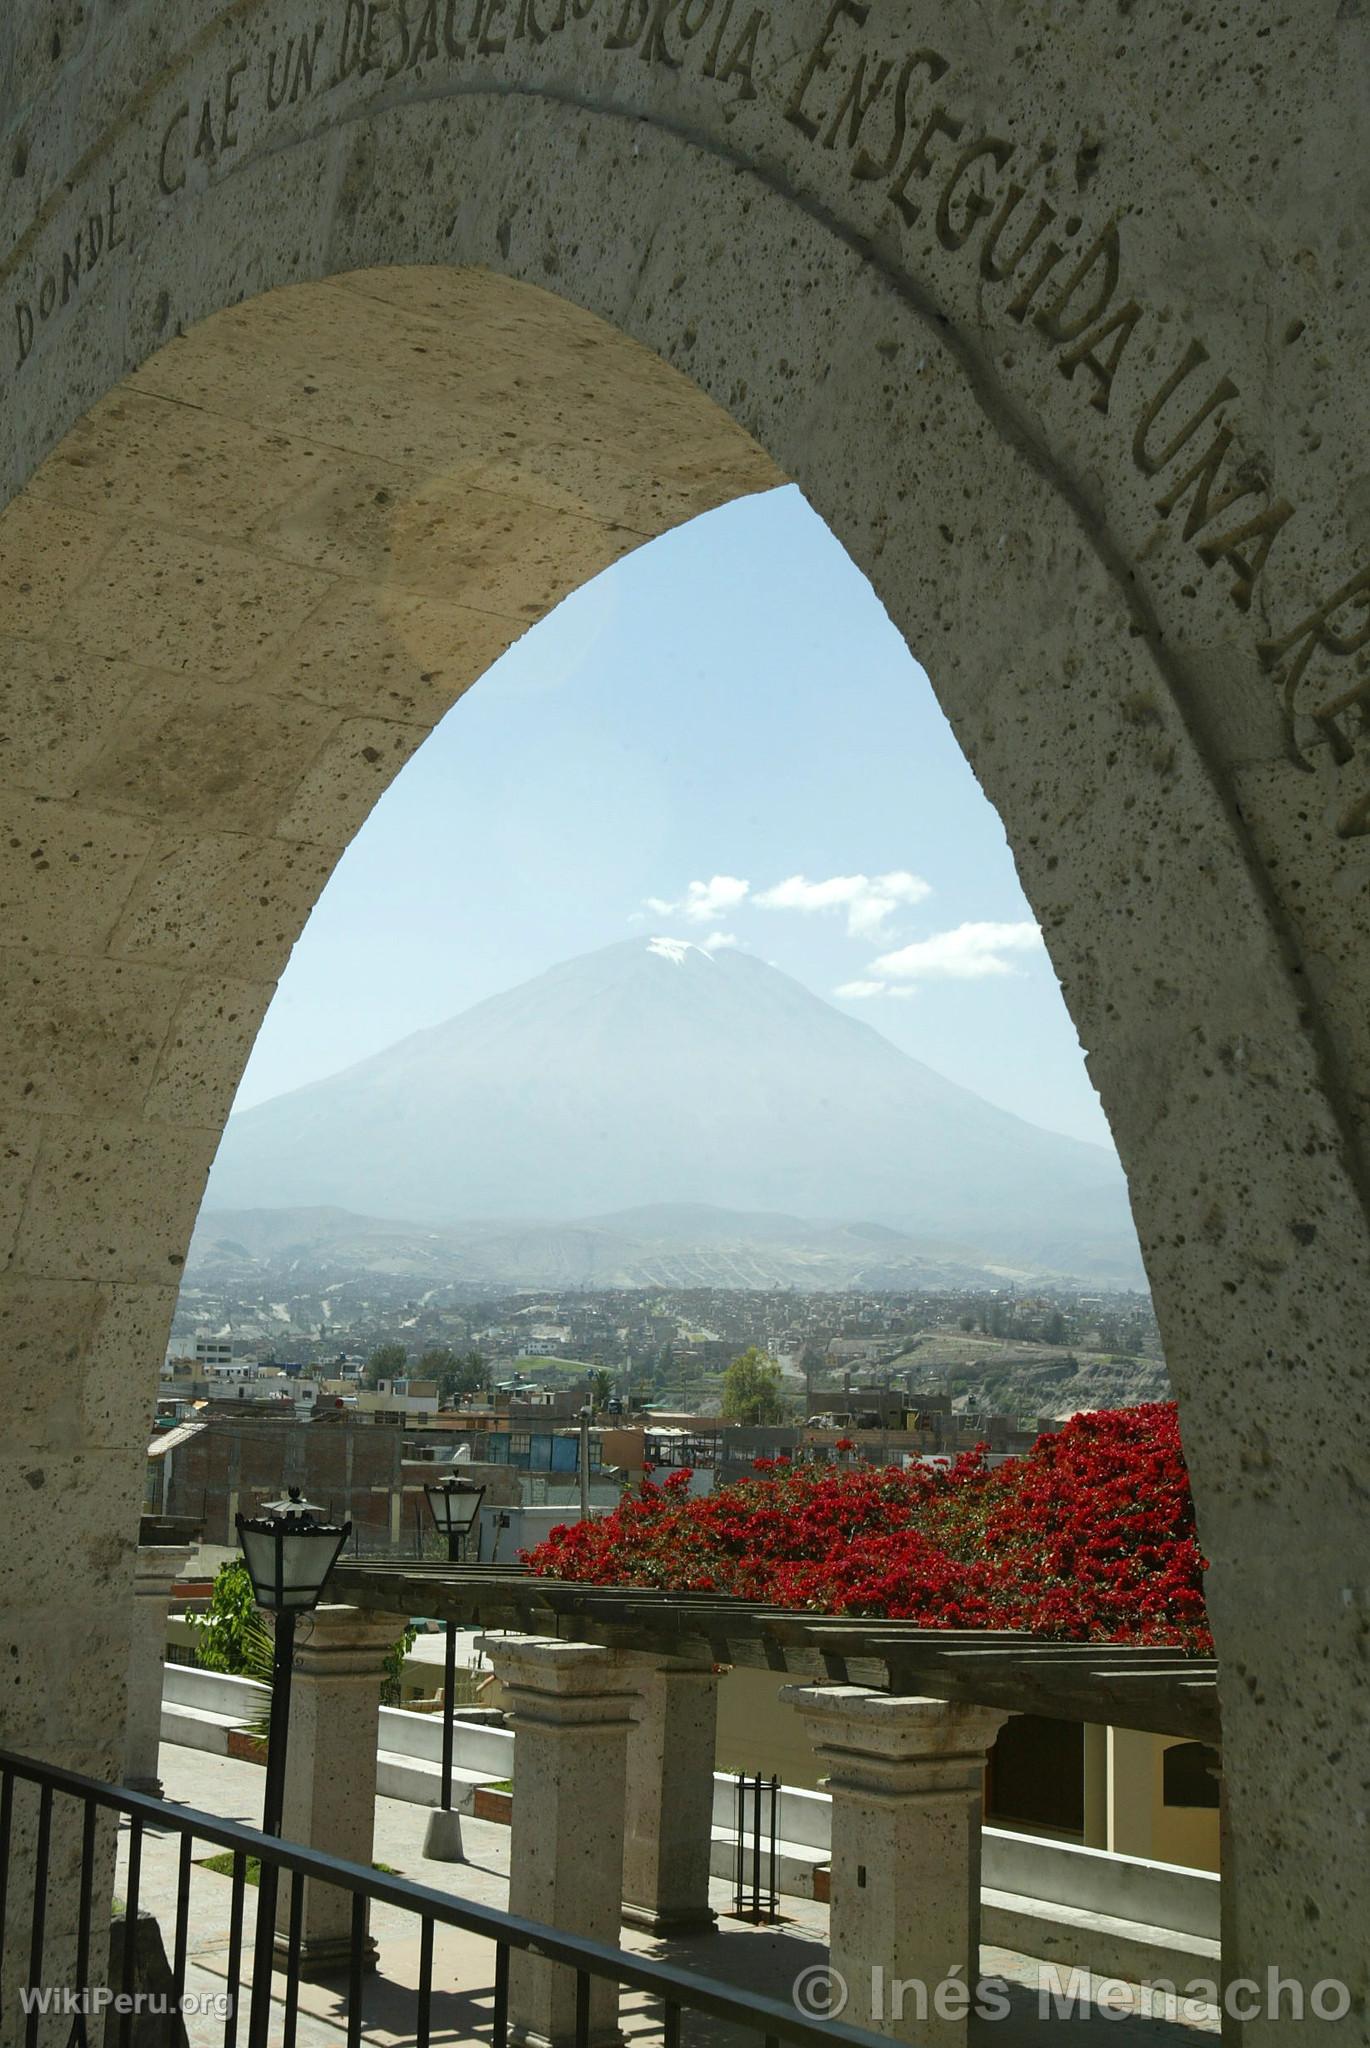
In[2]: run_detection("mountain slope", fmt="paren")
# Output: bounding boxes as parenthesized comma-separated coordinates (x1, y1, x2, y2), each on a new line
(206, 940, 1140, 1280)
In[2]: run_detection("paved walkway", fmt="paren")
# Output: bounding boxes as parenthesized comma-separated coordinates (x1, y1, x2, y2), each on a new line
(116, 1745, 1219, 2046)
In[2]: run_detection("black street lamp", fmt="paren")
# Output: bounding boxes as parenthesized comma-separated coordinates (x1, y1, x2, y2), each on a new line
(235, 1488, 353, 1834)
(423, 1472, 485, 1566)
(424, 1474, 485, 1829)
(236, 1488, 350, 2048)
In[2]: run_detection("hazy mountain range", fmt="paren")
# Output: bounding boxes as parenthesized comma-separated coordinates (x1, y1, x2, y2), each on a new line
(203, 939, 1142, 1285)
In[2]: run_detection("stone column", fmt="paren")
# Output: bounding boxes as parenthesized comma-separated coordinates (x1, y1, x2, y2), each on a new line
(621, 1655, 719, 1936)
(123, 1544, 192, 1797)
(782, 1687, 1009, 2044)
(478, 1634, 638, 2048)
(274, 1604, 397, 1977)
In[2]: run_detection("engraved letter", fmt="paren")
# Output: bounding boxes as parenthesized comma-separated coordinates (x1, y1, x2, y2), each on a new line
(192, 96, 217, 161)
(1156, 423, 1292, 610)
(1195, 498, 1294, 613)
(888, 104, 962, 226)
(823, 54, 892, 153)
(61, 229, 82, 306)
(442, 0, 469, 55)
(605, 0, 647, 46)
(981, 185, 1056, 285)
(1035, 219, 1120, 344)
(158, 103, 189, 195)
(935, 136, 1012, 251)
(716, 8, 762, 99)
(15, 301, 34, 366)
(639, 0, 682, 65)
(787, 0, 868, 140)
(409, 0, 442, 59)
(702, 0, 733, 75)
(221, 57, 247, 145)
(1057, 299, 1144, 413)
(1260, 562, 1370, 771)
(1133, 338, 1237, 476)
(266, 39, 295, 111)
(106, 175, 127, 250)
(851, 49, 946, 183)
(479, 0, 510, 48)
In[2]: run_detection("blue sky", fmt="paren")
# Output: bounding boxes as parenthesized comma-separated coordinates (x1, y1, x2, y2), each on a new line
(234, 486, 1114, 1150)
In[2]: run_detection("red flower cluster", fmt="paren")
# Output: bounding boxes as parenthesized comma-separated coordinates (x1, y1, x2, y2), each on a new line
(524, 1404, 1210, 1648)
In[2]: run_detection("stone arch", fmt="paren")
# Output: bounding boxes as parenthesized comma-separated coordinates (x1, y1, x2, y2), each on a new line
(3, 6, 1369, 2025)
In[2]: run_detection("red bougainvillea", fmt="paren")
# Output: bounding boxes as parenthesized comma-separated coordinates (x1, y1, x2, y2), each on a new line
(524, 1403, 1210, 1649)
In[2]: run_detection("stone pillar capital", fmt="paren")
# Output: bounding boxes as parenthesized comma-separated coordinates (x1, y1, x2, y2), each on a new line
(477, 1632, 639, 1731)
(780, 1686, 1010, 1798)
(131, 1544, 193, 1594)
(289, 1603, 399, 1681)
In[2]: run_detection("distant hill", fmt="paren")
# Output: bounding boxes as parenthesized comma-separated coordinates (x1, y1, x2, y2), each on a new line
(205, 939, 1143, 1285)
(188, 1202, 1118, 1292)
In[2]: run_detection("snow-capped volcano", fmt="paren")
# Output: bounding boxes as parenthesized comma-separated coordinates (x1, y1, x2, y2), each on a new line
(205, 939, 1139, 1279)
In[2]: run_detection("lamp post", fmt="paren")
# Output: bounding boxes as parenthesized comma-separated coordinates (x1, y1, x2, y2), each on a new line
(423, 1472, 485, 1567)
(422, 1474, 485, 1860)
(235, 1489, 350, 2048)
(578, 1406, 592, 1520)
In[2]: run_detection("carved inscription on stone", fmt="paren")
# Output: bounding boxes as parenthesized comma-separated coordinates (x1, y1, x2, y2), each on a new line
(3, 0, 1366, 834)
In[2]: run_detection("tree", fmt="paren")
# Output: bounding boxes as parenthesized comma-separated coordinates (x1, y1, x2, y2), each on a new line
(188, 1560, 271, 1676)
(721, 1346, 785, 1425)
(589, 1367, 613, 1412)
(364, 1341, 408, 1387)
(419, 1346, 458, 1381)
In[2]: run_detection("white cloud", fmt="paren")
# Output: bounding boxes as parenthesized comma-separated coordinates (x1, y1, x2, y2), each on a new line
(872, 920, 1044, 981)
(700, 931, 741, 952)
(835, 979, 888, 1000)
(754, 870, 932, 938)
(645, 875, 750, 924)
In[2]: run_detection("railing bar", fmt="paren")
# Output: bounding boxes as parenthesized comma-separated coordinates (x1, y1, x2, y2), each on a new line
(416, 1917, 434, 2048)
(751, 1775, 761, 1918)
(664, 2000, 681, 2048)
(118, 1819, 143, 2048)
(282, 1873, 305, 2048)
(575, 1969, 590, 2048)
(172, 1829, 194, 2004)
(346, 1892, 366, 2048)
(493, 1941, 510, 2048)
(223, 1849, 246, 2048)
(24, 1783, 53, 2048)
(74, 1800, 97, 1991)
(0, 1768, 12, 2011)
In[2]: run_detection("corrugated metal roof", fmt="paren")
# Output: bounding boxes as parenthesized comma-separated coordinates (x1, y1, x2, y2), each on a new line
(147, 1419, 207, 1459)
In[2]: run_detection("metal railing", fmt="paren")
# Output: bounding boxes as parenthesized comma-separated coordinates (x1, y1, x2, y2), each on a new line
(0, 1747, 879, 2048)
